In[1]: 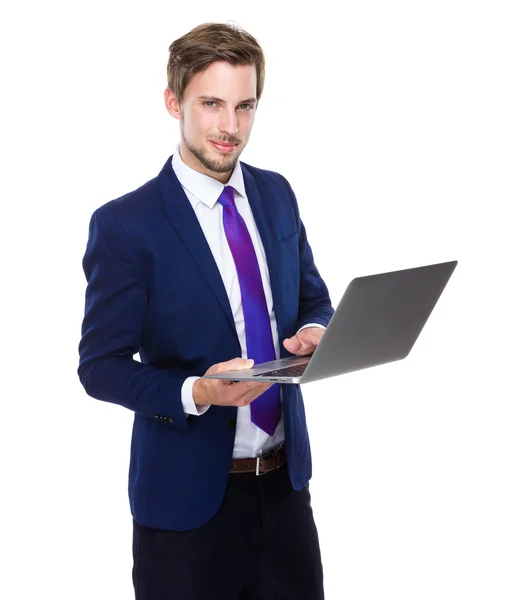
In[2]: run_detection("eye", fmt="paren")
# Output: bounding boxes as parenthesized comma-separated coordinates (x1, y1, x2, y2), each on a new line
(203, 101, 218, 107)
(239, 103, 254, 111)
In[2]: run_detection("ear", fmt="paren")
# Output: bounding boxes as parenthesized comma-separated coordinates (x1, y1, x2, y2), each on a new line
(164, 88, 182, 120)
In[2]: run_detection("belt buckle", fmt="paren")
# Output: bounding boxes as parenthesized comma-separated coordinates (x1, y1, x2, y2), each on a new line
(255, 443, 283, 476)
(256, 456, 265, 476)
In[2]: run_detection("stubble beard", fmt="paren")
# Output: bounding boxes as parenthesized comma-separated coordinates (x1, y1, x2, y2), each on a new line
(182, 127, 242, 174)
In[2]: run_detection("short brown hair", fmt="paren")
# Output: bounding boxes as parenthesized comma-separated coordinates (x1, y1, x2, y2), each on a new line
(167, 22, 266, 104)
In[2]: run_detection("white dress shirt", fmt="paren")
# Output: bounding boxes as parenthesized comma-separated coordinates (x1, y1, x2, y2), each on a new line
(172, 146, 320, 458)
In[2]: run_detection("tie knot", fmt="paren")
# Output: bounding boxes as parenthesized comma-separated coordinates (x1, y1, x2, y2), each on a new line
(218, 186, 236, 210)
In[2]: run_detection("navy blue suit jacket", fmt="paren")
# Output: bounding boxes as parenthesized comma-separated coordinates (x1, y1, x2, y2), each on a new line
(78, 156, 334, 531)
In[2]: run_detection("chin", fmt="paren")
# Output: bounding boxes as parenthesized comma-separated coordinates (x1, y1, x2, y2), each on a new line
(207, 146, 242, 168)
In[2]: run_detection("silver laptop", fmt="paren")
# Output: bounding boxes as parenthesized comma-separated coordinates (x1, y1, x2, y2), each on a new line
(205, 260, 457, 384)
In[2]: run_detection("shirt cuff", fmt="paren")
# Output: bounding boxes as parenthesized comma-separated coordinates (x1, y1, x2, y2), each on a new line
(182, 376, 210, 416)
(297, 323, 326, 333)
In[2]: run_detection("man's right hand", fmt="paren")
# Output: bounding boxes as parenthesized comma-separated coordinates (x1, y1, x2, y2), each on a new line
(193, 358, 273, 408)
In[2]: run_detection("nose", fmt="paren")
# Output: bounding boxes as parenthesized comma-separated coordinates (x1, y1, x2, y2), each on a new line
(218, 107, 239, 137)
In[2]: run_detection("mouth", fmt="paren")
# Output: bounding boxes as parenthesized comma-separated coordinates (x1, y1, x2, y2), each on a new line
(209, 140, 237, 153)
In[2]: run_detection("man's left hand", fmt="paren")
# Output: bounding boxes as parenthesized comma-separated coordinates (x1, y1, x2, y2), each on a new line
(282, 327, 325, 356)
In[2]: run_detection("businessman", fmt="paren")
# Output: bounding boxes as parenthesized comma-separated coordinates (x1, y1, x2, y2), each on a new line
(78, 22, 334, 600)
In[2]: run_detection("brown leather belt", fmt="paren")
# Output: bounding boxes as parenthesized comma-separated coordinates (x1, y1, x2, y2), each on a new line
(230, 444, 286, 476)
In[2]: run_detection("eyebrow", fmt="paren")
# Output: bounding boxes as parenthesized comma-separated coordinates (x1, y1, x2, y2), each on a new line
(198, 95, 257, 104)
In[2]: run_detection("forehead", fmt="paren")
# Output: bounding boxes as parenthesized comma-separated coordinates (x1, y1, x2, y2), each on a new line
(184, 61, 257, 101)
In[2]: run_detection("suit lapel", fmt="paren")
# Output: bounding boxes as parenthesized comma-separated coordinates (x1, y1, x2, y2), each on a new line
(156, 157, 237, 336)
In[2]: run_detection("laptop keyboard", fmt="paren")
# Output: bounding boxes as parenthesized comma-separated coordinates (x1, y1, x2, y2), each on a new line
(253, 363, 308, 378)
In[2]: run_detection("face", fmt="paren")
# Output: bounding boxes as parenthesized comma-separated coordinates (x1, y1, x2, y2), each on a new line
(164, 61, 258, 183)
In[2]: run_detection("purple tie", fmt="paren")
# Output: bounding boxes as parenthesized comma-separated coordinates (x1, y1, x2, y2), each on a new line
(217, 185, 281, 436)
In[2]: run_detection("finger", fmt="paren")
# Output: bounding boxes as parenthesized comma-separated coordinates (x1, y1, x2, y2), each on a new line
(209, 357, 254, 374)
(299, 339, 316, 354)
(283, 336, 302, 353)
(297, 333, 318, 349)
(228, 381, 273, 406)
(230, 381, 272, 397)
(225, 383, 254, 406)
(286, 337, 313, 356)
(238, 385, 273, 406)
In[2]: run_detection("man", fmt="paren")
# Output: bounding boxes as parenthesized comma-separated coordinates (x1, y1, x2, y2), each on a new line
(78, 22, 334, 600)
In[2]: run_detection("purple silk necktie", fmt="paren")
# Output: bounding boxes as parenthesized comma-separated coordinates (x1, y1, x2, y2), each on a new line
(217, 185, 281, 436)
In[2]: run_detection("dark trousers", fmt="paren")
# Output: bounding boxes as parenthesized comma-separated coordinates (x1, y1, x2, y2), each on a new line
(132, 463, 324, 599)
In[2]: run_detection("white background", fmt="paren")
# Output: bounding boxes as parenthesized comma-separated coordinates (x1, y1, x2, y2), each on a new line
(1, 1, 530, 598)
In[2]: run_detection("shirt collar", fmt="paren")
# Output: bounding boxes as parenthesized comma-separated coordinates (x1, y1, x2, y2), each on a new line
(171, 144, 246, 209)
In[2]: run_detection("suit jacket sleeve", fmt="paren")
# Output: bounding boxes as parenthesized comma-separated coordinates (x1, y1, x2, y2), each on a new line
(282, 176, 335, 330)
(78, 205, 188, 430)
